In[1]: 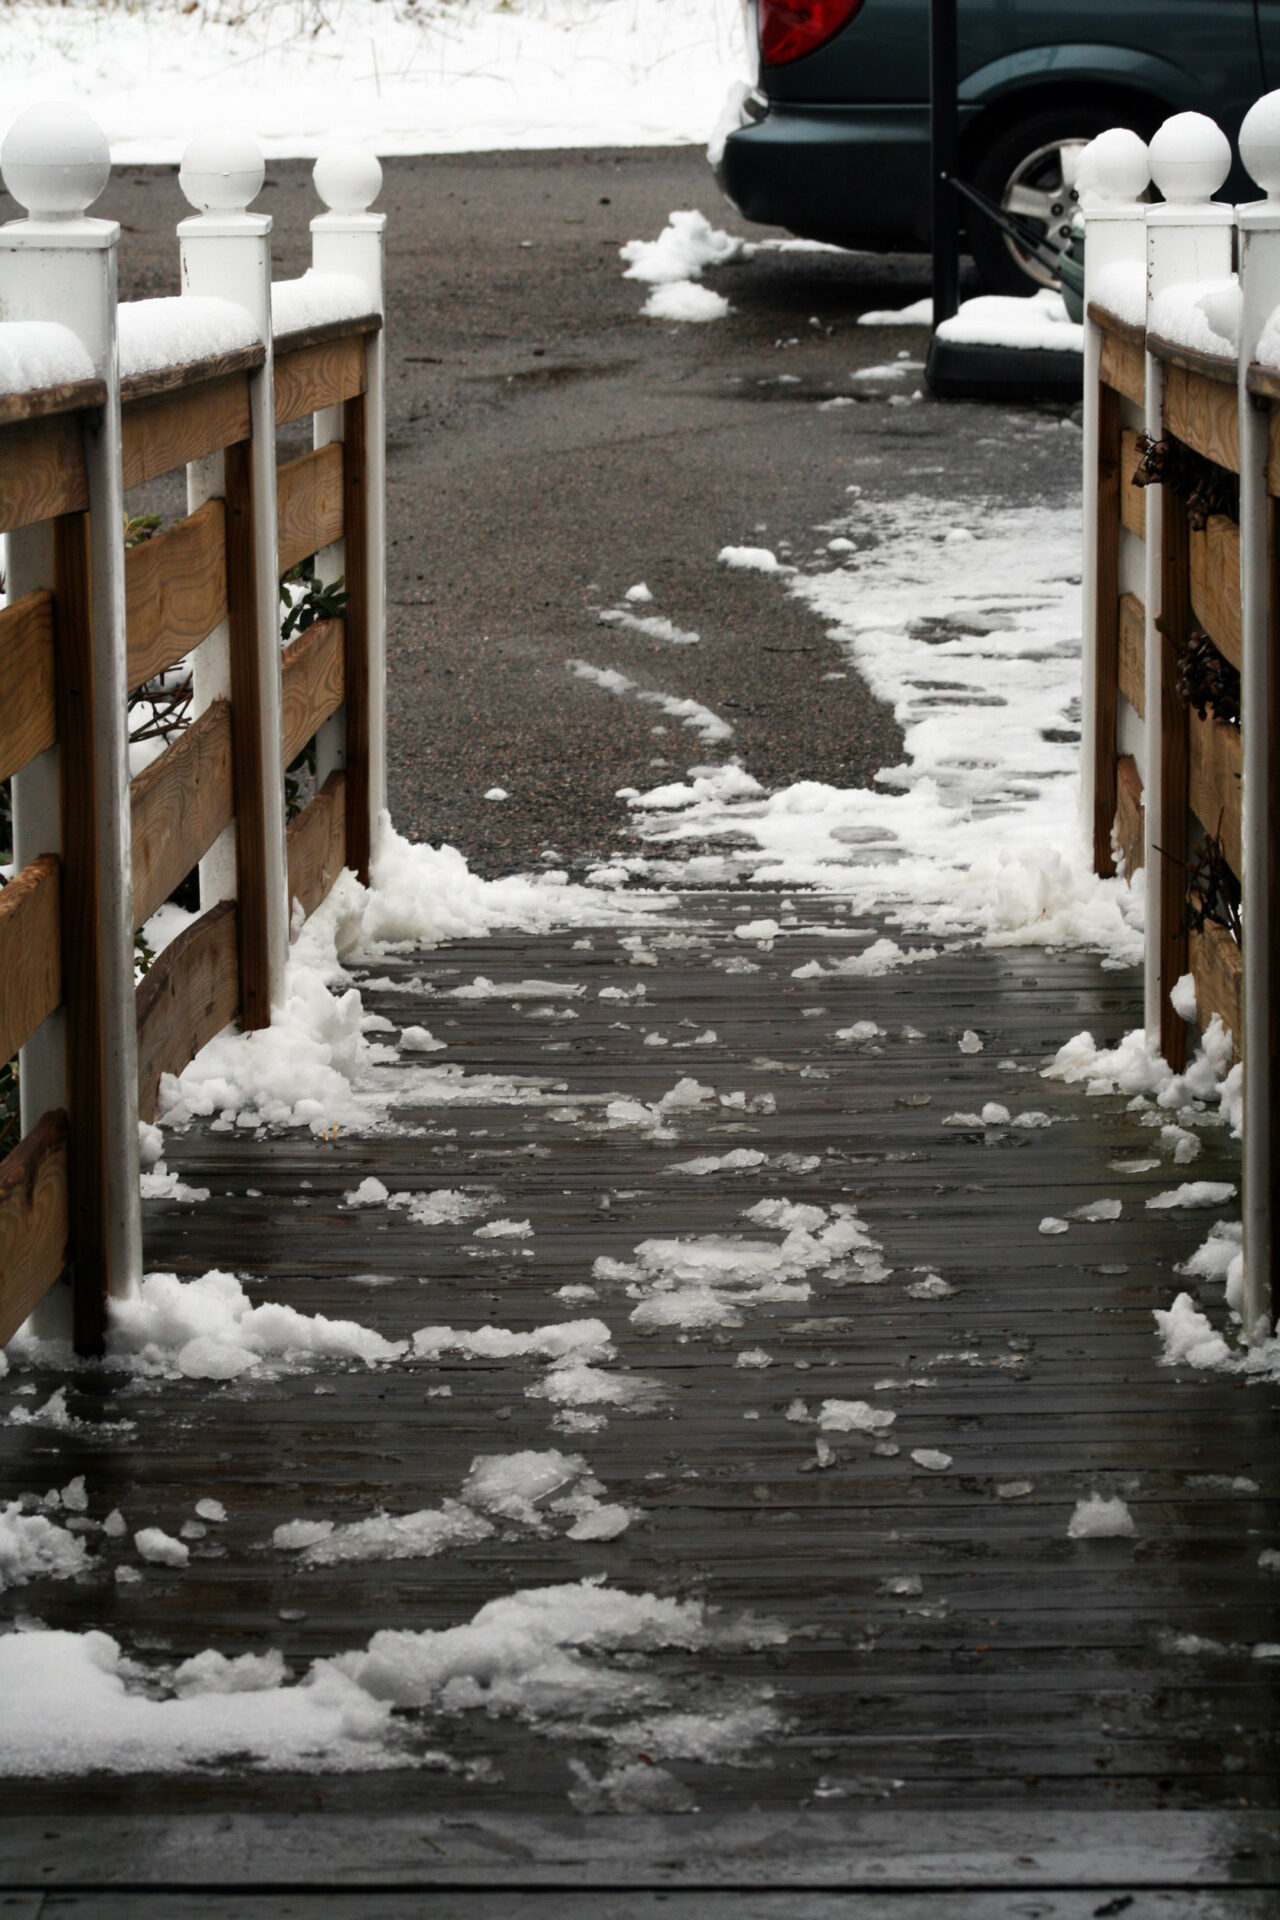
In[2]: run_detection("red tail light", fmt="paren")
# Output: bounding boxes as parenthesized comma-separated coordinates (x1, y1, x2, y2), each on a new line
(759, 0, 867, 66)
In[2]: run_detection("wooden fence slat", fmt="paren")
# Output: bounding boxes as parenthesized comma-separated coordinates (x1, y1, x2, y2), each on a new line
(0, 590, 57, 782)
(1165, 363, 1240, 473)
(274, 335, 367, 428)
(0, 856, 61, 1066)
(281, 617, 345, 766)
(0, 377, 105, 429)
(135, 901, 239, 1126)
(119, 342, 264, 408)
(223, 437, 275, 1035)
(1093, 383, 1121, 875)
(286, 769, 347, 923)
(130, 699, 234, 931)
(1118, 592, 1145, 719)
(1188, 514, 1242, 670)
(1120, 430, 1146, 537)
(0, 412, 89, 532)
(121, 374, 252, 493)
(341, 391, 372, 884)
(1160, 500, 1192, 1071)
(1190, 922, 1243, 1051)
(52, 509, 111, 1356)
(1116, 754, 1145, 879)
(277, 442, 344, 574)
(1099, 330, 1145, 408)
(273, 312, 381, 359)
(0, 1110, 69, 1349)
(1147, 332, 1237, 387)
(1189, 709, 1243, 876)
(125, 498, 228, 693)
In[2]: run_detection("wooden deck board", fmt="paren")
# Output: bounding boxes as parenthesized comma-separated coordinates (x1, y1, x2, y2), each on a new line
(1, 892, 1276, 1895)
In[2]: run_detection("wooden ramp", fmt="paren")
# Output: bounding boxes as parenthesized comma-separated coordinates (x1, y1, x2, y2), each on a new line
(2, 893, 1278, 1911)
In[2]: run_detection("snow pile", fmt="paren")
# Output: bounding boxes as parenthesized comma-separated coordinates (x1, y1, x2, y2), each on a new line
(1150, 279, 1239, 359)
(118, 296, 259, 381)
(335, 1577, 783, 1725)
(411, 1318, 660, 1426)
(1153, 1294, 1232, 1370)
(718, 546, 782, 573)
(595, 1199, 890, 1334)
(598, 607, 701, 646)
(620, 209, 745, 323)
(145, 819, 665, 1144)
(935, 289, 1082, 353)
(1090, 261, 1147, 330)
(0, 1626, 398, 1775)
(857, 297, 933, 327)
(626, 497, 1143, 966)
(1068, 1495, 1135, 1539)
(0, 0, 749, 163)
(1043, 1019, 1240, 1139)
(0, 1575, 784, 1776)
(1147, 1181, 1237, 1212)
(0, 1505, 93, 1592)
(13, 1268, 410, 1382)
(273, 272, 372, 340)
(568, 659, 732, 744)
(0, 321, 94, 397)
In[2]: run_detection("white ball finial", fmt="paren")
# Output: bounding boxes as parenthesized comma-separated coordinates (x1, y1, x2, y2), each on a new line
(179, 129, 265, 215)
(1, 102, 110, 219)
(1073, 127, 1150, 209)
(313, 145, 382, 215)
(1148, 111, 1232, 204)
(1241, 90, 1280, 201)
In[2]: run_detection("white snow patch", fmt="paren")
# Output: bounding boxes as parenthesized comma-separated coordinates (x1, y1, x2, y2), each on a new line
(1067, 1495, 1135, 1540)
(718, 546, 781, 572)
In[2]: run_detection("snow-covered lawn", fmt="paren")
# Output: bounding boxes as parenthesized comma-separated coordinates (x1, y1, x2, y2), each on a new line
(0, 0, 749, 161)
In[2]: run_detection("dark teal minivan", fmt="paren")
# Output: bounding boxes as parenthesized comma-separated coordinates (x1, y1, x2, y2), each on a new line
(714, 0, 1277, 291)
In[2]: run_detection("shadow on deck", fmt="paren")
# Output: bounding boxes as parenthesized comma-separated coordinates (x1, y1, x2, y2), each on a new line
(2, 893, 1278, 1911)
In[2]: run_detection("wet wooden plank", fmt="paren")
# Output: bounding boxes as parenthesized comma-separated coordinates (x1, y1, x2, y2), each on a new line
(0, 854, 61, 1064)
(125, 499, 227, 693)
(0, 589, 57, 781)
(2, 896, 1271, 1858)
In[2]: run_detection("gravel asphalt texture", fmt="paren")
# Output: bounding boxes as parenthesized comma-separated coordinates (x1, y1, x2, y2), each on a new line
(24, 147, 1085, 880)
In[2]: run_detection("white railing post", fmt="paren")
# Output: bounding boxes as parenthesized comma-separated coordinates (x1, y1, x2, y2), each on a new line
(1143, 114, 1235, 1046)
(1078, 129, 1151, 869)
(1236, 95, 1280, 1341)
(0, 103, 141, 1341)
(177, 131, 288, 1023)
(310, 146, 387, 877)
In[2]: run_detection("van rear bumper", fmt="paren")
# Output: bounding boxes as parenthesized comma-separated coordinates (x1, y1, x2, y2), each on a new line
(714, 103, 934, 252)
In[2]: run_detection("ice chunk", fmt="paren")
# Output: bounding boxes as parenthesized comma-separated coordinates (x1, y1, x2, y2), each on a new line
(1067, 1495, 1134, 1539)
(134, 1528, 189, 1568)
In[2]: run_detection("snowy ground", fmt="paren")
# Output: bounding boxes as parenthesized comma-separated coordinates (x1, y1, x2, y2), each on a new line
(0, 0, 750, 162)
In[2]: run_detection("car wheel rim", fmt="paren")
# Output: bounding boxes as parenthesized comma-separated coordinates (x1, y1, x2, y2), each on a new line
(999, 138, 1088, 288)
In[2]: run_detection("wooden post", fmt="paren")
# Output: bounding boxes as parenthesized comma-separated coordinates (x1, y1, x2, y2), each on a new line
(310, 147, 387, 885)
(1143, 116, 1234, 1050)
(0, 104, 142, 1347)
(1158, 497, 1191, 1072)
(1094, 381, 1122, 875)
(178, 132, 288, 1025)
(1235, 105, 1280, 1339)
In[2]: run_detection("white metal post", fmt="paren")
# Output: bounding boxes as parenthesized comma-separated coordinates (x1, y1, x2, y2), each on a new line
(1143, 115, 1235, 1043)
(0, 102, 142, 1331)
(1078, 130, 1151, 860)
(310, 146, 387, 850)
(178, 131, 289, 1011)
(1236, 96, 1280, 1341)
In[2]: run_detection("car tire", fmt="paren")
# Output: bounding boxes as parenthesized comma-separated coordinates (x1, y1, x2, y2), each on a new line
(967, 102, 1158, 297)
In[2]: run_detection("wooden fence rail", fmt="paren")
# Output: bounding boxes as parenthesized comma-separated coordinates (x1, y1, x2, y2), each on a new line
(0, 113, 386, 1351)
(1081, 100, 1280, 1340)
